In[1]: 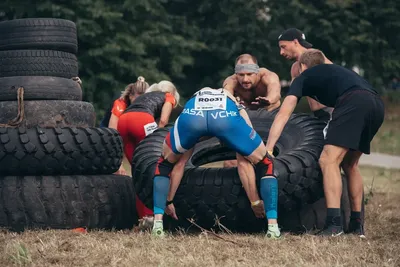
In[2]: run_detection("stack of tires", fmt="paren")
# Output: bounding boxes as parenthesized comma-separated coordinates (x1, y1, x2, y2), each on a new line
(0, 18, 137, 232)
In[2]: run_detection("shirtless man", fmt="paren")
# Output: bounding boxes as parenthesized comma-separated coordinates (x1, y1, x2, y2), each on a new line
(223, 54, 281, 111)
(222, 54, 281, 167)
(278, 28, 333, 122)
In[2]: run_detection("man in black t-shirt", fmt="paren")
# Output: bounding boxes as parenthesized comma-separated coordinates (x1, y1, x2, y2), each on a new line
(265, 49, 385, 237)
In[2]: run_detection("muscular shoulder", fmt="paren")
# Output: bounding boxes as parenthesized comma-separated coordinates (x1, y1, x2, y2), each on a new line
(324, 56, 333, 64)
(223, 74, 237, 84)
(223, 74, 238, 95)
(290, 62, 301, 79)
(259, 68, 279, 83)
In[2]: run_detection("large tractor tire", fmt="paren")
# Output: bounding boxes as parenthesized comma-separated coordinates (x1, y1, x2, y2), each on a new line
(0, 18, 78, 54)
(0, 100, 96, 128)
(0, 126, 123, 176)
(0, 175, 137, 232)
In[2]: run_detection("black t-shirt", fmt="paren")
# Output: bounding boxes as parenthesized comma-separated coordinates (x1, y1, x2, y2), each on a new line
(287, 64, 377, 107)
(124, 91, 167, 118)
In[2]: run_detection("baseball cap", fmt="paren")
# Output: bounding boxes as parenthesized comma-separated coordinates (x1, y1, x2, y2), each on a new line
(278, 28, 313, 48)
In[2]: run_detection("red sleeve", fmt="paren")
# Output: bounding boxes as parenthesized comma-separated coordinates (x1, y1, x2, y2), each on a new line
(111, 99, 127, 117)
(164, 92, 176, 106)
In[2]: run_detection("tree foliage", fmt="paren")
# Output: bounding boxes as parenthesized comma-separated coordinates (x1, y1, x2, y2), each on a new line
(0, 0, 398, 122)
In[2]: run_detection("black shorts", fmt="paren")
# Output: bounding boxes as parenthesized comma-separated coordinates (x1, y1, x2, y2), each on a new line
(325, 89, 385, 154)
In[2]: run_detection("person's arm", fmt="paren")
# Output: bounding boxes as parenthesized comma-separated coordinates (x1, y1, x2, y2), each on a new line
(290, 62, 301, 82)
(224, 89, 253, 127)
(158, 102, 173, 128)
(223, 75, 237, 94)
(265, 95, 298, 151)
(108, 114, 119, 130)
(261, 71, 281, 111)
(167, 148, 194, 202)
(236, 153, 265, 218)
(165, 148, 194, 220)
(109, 99, 126, 129)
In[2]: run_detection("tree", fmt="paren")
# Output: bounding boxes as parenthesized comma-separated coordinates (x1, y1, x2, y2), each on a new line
(0, 0, 204, 121)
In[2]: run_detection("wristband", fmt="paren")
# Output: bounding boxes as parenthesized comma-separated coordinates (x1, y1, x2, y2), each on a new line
(267, 150, 273, 156)
(166, 199, 174, 206)
(251, 200, 261, 206)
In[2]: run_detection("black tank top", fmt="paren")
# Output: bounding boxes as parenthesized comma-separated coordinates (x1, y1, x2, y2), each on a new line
(124, 91, 168, 118)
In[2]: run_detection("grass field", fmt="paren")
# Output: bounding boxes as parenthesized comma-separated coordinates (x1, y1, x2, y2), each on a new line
(1, 93, 399, 267)
(1, 166, 399, 267)
(370, 101, 400, 155)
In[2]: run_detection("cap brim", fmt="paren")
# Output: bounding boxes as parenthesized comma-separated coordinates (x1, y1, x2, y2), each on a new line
(300, 40, 313, 48)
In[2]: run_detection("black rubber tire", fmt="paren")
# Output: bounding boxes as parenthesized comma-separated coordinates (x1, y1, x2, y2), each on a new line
(0, 175, 137, 232)
(0, 76, 82, 101)
(131, 109, 357, 233)
(0, 50, 78, 78)
(0, 100, 95, 128)
(0, 126, 123, 176)
(0, 18, 78, 54)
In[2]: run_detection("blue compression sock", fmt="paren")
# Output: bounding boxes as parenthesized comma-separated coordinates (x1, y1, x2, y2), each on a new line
(260, 177, 278, 219)
(153, 175, 170, 215)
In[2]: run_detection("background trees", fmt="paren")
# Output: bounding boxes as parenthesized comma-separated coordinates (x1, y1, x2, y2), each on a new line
(1, 0, 399, 122)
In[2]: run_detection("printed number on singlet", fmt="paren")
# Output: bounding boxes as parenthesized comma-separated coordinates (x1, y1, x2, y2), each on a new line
(194, 90, 227, 110)
(144, 122, 158, 136)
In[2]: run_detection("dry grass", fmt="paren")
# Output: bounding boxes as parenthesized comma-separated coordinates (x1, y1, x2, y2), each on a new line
(3, 96, 397, 267)
(1, 166, 399, 267)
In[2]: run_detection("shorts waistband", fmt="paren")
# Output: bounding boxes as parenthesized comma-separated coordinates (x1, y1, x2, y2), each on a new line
(337, 87, 378, 103)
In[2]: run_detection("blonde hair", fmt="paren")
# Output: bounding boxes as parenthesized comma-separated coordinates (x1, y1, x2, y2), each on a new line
(299, 49, 326, 69)
(120, 76, 149, 104)
(146, 80, 180, 107)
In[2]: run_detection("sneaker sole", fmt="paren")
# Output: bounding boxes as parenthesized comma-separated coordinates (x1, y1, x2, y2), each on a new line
(266, 232, 281, 239)
(331, 231, 344, 237)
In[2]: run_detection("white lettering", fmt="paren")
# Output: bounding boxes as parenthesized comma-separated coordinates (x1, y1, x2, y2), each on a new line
(211, 110, 238, 119)
(182, 108, 204, 117)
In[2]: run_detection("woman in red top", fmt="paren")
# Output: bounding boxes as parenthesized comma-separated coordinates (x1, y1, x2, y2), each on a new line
(107, 77, 149, 175)
(108, 76, 149, 130)
(117, 80, 181, 219)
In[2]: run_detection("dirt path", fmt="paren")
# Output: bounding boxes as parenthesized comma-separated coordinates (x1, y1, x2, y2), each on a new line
(360, 152, 400, 169)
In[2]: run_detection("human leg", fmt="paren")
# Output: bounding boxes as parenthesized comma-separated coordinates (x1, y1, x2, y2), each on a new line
(152, 109, 206, 236)
(341, 150, 365, 236)
(318, 144, 348, 235)
(213, 109, 280, 238)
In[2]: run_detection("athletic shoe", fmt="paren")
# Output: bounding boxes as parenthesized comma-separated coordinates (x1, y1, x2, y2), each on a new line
(348, 219, 366, 238)
(265, 228, 281, 239)
(316, 225, 344, 237)
(151, 227, 165, 238)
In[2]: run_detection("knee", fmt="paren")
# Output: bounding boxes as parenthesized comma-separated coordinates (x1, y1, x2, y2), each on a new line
(250, 153, 264, 165)
(319, 152, 339, 169)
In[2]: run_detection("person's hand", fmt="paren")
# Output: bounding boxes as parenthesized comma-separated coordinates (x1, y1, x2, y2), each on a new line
(251, 97, 270, 107)
(165, 203, 178, 220)
(251, 200, 266, 218)
(114, 166, 127, 176)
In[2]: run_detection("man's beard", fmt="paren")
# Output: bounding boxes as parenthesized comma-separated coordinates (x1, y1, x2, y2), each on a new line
(241, 83, 253, 89)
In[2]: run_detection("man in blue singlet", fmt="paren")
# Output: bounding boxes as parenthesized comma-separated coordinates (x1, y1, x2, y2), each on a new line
(151, 83, 281, 239)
